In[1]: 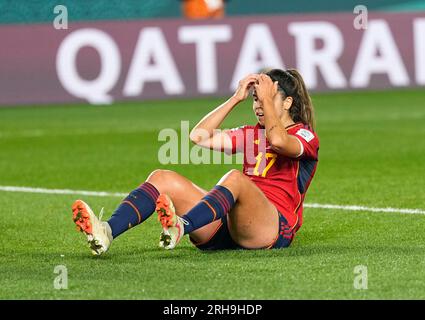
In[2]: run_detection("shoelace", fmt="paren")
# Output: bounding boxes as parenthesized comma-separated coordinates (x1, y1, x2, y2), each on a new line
(99, 207, 104, 221)
(179, 216, 189, 226)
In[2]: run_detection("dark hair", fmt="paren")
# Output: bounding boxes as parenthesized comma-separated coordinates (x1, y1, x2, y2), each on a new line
(265, 68, 316, 131)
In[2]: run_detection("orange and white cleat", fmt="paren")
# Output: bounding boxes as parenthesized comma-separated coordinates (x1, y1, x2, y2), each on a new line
(72, 200, 112, 256)
(156, 194, 187, 250)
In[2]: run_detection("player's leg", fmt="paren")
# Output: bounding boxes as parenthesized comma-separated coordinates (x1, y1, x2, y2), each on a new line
(158, 169, 280, 249)
(145, 169, 222, 245)
(106, 169, 221, 242)
(72, 169, 220, 255)
(218, 170, 280, 249)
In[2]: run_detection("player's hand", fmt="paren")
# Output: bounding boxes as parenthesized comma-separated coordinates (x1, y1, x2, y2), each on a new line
(254, 74, 278, 102)
(232, 74, 259, 102)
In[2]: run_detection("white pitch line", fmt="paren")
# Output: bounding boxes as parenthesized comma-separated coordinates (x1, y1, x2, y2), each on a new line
(303, 203, 425, 215)
(0, 185, 424, 215)
(0, 185, 126, 198)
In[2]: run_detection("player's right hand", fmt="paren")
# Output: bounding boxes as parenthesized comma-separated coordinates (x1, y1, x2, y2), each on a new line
(232, 74, 259, 102)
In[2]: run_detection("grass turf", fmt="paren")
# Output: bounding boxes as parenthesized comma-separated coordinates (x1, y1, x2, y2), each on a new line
(0, 89, 425, 299)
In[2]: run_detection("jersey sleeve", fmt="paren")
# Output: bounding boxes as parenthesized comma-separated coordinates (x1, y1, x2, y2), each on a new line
(224, 126, 246, 154)
(292, 127, 319, 160)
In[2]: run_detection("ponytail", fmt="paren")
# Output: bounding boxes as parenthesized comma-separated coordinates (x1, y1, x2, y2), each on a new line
(265, 68, 316, 131)
(286, 69, 315, 131)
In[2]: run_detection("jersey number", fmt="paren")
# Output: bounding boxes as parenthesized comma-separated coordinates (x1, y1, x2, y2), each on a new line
(253, 152, 277, 177)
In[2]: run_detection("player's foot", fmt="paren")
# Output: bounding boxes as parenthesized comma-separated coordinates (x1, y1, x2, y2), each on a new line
(156, 194, 186, 250)
(72, 200, 113, 256)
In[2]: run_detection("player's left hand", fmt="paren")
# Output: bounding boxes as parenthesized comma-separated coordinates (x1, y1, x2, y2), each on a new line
(254, 74, 278, 103)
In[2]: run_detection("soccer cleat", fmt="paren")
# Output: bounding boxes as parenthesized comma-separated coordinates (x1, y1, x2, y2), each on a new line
(156, 194, 186, 250)
(72, 200, 113, 256)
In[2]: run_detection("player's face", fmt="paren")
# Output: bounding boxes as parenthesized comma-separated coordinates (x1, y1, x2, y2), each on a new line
(252, 90, 265, 126)
(252, 90, 284, 126)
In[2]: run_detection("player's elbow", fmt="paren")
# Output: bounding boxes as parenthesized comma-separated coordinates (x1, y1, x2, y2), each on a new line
(269, 135, 294, 155)
(268, 136, 286, 151)
(189, 132, 200, 144)
(190, 128, 212, 145)
(189, 129, 203, 144)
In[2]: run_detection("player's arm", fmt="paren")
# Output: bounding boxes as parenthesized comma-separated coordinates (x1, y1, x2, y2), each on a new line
(254, 74, 303, 158)
(190, 74, 258, 151)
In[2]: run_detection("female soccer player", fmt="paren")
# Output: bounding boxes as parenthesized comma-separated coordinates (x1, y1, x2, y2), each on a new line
(72, 69, 319, 255)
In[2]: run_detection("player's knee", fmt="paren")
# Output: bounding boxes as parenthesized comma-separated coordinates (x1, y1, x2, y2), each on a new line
(228, 169, 244, 180)
(146, 169, 182, 193)
(221, 169, 244, 186)
(146, 169, 176, 185)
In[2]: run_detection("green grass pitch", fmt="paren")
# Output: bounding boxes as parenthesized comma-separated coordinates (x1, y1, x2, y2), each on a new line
(1, 89, 425, 299)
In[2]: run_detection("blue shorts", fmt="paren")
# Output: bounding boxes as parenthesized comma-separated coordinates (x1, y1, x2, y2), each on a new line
(189, 211, 295, 251)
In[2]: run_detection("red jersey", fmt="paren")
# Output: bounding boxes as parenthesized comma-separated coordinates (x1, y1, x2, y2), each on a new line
(226, 123, 319, 231)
